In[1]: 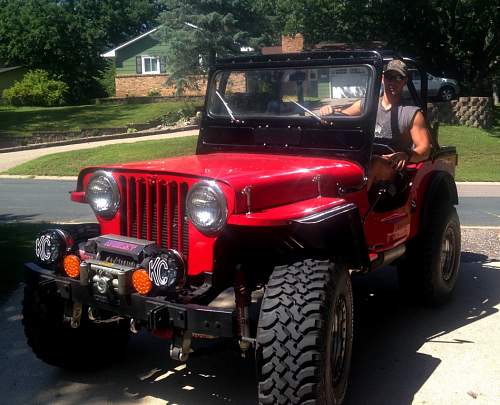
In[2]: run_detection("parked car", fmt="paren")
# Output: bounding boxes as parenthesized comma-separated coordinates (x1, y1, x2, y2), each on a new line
(23, 50, 461, 405)
(409, 69, 460, 101)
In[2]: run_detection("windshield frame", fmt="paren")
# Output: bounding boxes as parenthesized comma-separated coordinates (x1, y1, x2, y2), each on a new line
(197, 50, 385, 168)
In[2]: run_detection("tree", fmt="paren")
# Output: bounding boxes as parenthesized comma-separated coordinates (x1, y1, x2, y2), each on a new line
(257, 0, 500, 96)
(157, 0, 274, 91)
(0, 0, 161, 102)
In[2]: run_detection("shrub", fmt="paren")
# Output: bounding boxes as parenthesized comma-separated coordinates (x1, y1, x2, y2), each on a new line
(147, 88, 162, 97)
(160, 104, 199, 126)
(2, 70, 68, 106)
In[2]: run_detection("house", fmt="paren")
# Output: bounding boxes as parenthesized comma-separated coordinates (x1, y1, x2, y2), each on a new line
(102, 27, 206, 98)
(102, 29, 306, 98)
(0, 66, 28, 96)
(261, 34, 305, 55)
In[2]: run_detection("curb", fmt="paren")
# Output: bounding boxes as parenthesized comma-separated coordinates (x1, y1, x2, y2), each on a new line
(0, 125, 198, 154)
(0, 175, 77, 181)
(456, 182, 500, 186)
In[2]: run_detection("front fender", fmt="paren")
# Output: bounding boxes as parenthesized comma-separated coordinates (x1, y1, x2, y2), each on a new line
(290, 203, 370, 270)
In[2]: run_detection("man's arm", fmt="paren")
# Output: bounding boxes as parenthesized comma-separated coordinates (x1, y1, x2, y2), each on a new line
(319, 100, 362, 116)
(408, 110, 431, 163)
(383, 111, 431, 170)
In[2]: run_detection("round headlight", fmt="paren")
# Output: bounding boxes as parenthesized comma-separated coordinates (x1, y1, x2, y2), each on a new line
(35, 229, 73, 265)
(186, 181, 227, 234)
(86, 171, 120, 218)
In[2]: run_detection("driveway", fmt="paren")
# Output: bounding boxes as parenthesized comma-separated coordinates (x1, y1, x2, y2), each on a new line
(1, 258, 499, 405)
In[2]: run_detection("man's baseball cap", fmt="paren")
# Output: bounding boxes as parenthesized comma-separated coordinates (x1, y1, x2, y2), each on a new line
(384, 59, 408, 77)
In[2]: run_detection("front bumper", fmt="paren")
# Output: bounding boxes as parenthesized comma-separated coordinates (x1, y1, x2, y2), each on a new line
(25, 262, 235, 338)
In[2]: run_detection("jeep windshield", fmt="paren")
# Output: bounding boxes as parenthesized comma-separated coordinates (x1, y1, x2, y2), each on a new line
(207, 65, 374, 120)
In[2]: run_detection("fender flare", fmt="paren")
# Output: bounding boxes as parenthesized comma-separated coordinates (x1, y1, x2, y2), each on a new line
(420, 171, 458, 230)
(290, 203, 370, 270)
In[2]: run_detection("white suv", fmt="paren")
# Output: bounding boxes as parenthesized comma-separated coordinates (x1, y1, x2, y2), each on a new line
(409, 69, 460, 101)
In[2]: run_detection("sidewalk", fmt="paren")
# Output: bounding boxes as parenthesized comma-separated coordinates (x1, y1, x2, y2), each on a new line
(0, 128, 199, 173)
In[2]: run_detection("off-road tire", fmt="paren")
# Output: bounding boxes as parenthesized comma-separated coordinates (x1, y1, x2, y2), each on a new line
(398, 207, 461, 305)
(256, 260, 353, 405)
(22, 279, 130, 370)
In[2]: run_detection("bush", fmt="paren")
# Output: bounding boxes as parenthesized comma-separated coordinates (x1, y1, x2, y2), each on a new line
(2, 70, 68, 106)
(160, 104, 198, 126)
(147, 88, 162, 97)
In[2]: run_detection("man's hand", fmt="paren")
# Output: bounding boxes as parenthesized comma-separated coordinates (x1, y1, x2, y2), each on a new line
(319, 105, 336, 116)
(382, 152, 409, 171)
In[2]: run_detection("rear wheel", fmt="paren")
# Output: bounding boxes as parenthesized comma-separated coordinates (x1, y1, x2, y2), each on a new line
(398, 207, 461, 305)
(256, 259, 353, 405)
(22, 279, 130, 370)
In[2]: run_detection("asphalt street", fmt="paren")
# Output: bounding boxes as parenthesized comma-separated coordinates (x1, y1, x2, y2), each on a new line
(1, 178, 499, 227)
(0, 178, 499, 404)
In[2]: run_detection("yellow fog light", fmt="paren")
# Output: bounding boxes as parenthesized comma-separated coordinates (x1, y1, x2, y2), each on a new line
(63, 255, 81, 278)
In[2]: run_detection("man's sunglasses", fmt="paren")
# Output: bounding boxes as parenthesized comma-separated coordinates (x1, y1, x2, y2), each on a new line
(384, 73, 405, 82)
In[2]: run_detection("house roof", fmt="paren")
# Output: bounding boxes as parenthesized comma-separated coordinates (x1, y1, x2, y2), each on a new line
(101, 27, 159, 58)
(0, 66, 23, 74)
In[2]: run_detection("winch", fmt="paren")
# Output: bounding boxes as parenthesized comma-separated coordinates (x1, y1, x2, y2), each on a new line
(78, 234, 185, 302)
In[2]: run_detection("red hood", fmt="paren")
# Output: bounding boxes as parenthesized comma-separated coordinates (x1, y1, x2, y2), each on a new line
(104, 153, 365, 213)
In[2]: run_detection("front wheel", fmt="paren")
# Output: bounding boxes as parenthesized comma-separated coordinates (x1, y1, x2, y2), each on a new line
(256, 260, 353, 405)
(22, 280, 130, 370)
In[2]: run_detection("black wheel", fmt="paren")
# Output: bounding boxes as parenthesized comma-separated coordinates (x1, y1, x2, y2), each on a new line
(256, 259, 353, 405)
(398, 207, 461, 305)
(22, 279, 130, 370)
(438, 86, 456, 101)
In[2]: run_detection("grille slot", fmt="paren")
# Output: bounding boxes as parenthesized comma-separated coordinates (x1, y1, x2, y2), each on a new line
(120, 176, 189, 259)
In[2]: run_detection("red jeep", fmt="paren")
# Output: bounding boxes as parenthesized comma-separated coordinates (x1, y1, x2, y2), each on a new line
(23, 51, 460, 405)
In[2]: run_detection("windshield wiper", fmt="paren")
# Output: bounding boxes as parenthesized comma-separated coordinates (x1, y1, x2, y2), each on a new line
(215, 91, 239, 122)
(290, 100, 328, 125)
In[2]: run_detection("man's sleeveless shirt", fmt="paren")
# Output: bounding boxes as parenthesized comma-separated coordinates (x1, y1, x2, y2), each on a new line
(374, 101, 420, 152)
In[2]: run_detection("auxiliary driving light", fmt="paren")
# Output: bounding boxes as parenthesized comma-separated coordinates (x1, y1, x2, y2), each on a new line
(146, 251, 186, 290)
(35, 229, 73, 265)
(63, 255, 81, 278)
(132, 269, 152, 295)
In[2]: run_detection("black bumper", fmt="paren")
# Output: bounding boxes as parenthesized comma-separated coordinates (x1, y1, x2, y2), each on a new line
(25, 262, 235, 338)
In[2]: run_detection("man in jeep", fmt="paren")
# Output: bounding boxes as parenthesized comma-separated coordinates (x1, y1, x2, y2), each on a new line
(320, 59, 431, 189)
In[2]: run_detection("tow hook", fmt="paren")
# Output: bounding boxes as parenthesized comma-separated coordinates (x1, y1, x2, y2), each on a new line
(170, 329, 192, 362)
(70, 302, 83, 329)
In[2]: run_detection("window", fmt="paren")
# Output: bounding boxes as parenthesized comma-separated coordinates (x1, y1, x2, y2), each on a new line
(142, 56, 160, 74)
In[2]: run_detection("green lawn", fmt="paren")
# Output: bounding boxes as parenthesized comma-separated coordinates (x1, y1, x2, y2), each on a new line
(0, 100, 201, 136)
(6, 135, 198, 176)
(440, 124, 500, 181)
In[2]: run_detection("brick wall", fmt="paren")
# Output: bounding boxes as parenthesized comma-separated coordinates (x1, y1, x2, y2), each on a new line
(115, 74, 207, 97)
(227, 73, 247, 93)
(281, 34, 304, 53)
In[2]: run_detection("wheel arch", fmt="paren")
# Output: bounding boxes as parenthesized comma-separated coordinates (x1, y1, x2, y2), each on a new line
(290, 203, 370, 270)
(420, 171, 458, 230)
